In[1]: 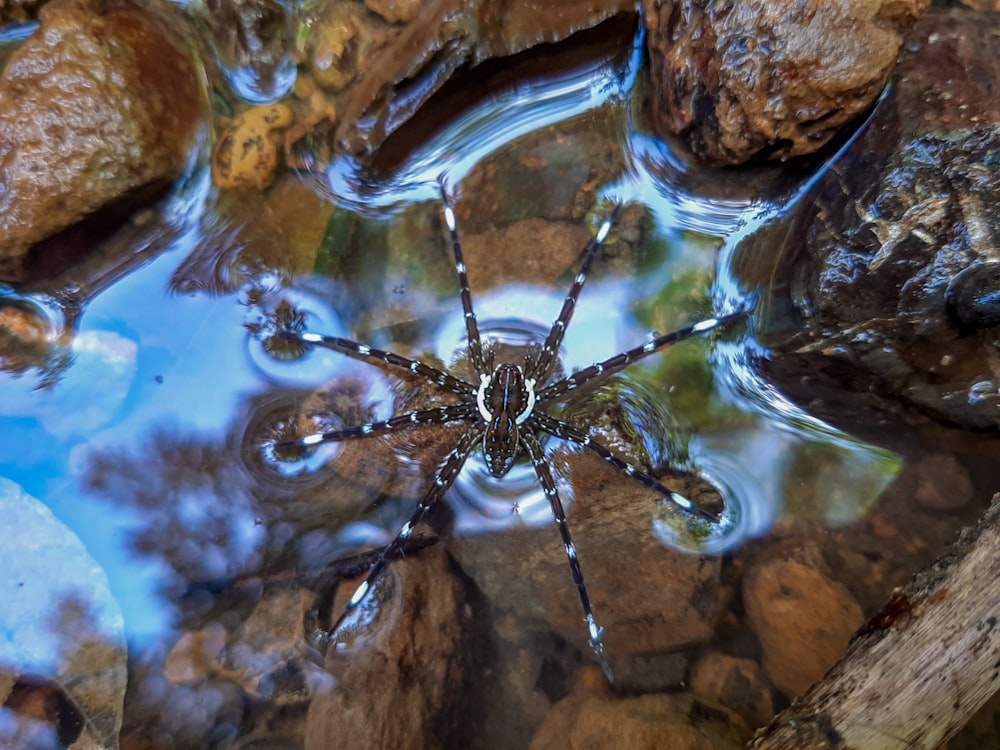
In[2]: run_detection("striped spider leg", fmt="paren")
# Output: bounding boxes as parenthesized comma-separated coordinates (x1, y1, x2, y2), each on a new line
(270, 181, 743, 680)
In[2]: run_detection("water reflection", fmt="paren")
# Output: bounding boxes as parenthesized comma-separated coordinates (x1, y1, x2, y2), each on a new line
(0, 21, 939, 746)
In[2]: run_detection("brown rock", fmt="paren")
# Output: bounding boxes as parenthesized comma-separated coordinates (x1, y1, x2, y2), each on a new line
(530, 692, 750, 750)
(738, 8, 1000, 432)
(298, 0, 635, 157)
(364, 0, 422, 24)
(0, 0, 43, 23)
(914, 453, 974, 511)
(643, 0, 929, 165)
(690, 651, 775, 730)
(212, 104, 293, 190)
(304, 546, 480, 750)
(0, 0, 201, 281)
(743, 554, 864, 697)
(449, 444, 723, 666)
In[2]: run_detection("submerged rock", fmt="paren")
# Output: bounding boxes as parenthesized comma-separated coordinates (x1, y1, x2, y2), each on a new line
(739, 7, 1000, 431)
(0, 0, 201, 282)
(690, 651, 775, 731)
(643, 0, 929, 165)
(304, 546, 482, 750)
(296, 0, 634, 158)
(742, 546, 863, 697)
(530, 691, 750, 750)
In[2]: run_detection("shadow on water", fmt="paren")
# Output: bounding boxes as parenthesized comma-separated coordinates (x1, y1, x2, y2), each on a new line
(2, 13, 994, 750)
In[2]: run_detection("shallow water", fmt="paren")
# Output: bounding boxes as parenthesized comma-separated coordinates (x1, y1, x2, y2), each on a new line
(0, 15, 983, 749)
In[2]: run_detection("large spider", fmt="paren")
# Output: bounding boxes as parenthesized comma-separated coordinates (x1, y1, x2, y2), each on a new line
(271, 181, 744, 678)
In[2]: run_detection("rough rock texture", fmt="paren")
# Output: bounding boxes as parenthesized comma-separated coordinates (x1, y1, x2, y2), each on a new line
(690, 651, 775, 730)
(737, 8, 1000, 432)
(530, 692, 750, 750)
(643, 0, 929, 165)
(743, 548, 864, 697)
(304, 546, 482, 750)
(450, 441, 723, 672)
(212, 104, 293, 189)
(0, 0, 44, 23)
(297, 0, 635, 157)
(0, 0, 201, 282)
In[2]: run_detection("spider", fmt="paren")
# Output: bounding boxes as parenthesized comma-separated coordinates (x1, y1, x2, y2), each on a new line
(270, 180, 744, 678)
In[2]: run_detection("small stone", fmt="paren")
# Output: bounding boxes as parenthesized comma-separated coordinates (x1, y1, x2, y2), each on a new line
(690, 651, 775, 730)
(530, 692, 749, 750)
(212, 104, 293, 190)
(743, 555, 864, 697)
(914, 454, 975, 511)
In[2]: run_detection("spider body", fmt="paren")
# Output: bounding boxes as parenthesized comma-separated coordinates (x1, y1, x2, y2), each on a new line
(479, 363, 534, 476)
(274, 181, 744, 678)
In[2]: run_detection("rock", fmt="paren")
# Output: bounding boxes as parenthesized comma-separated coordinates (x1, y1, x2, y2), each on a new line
(738, 7, 1000, 432)
(530, 692, 750, 750)
(0, 297, 57, 376)
(304, 546, 481, 750)
(365, 0, 422, 24)
(212, 104, 294, 189)
(0, 0, 201, 282)
(296, 0, 635, 158)
(449, 441, 723, 667)
(690, 651, 775, 730)
(643, 0, 929, 165)
(743, 551, 864, 697)
(458, 218, 594, 287)
(913, 453, 975, 511)
(0, 0, 43, 24)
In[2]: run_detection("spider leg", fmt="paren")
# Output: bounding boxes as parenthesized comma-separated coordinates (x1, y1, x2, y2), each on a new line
(538, 310, 746, 402)
(281, 329, 475, 397)
(327, 424, 483, 644)
(520, 428, 613, 681)
(532, 412, 720, 523)
(438, 179, 487, 378)
(527, 204, 621, 384)
(275, 403, 477, 450)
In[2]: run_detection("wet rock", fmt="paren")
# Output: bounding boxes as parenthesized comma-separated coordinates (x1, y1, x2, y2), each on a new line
(0, 297, 58, 376)
(643, 0, 929, 165)
(530, 692, 750, 750)
(212, 104, 294, 189)
(739, 8, 1000, 432)
(913, 453, 975, 511)
(449, 442, 723, 667)
(0, 0, 43, 23)
(297, 0, 634, 158)
(0, 0, 202, 282)
(304, 546, 481, 750)
(742, 549, 864, 697)
(459, 218, 594, 287)
(0, 477, 128, 750)
(689, 651, 775, 730)
(364, 0, 421, 24)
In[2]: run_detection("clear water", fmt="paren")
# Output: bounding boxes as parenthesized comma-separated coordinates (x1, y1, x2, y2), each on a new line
(0, 16, 920, 749)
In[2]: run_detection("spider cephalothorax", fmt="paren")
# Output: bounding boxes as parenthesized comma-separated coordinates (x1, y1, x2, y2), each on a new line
(272, 180, 744, 678)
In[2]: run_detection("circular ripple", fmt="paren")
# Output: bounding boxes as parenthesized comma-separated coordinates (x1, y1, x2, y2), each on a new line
(246, 284, 351, 387)
(450, 449, 556, 535)
(651, 458, 755, 555)
(241, 391, 343, 491)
